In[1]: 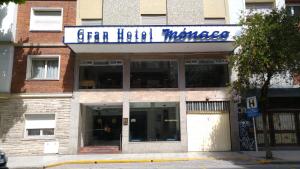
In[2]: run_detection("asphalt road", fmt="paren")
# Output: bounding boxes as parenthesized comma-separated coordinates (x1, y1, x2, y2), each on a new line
(50, 160, 300, 169)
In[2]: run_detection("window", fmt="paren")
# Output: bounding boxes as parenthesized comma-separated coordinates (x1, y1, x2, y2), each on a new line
(185, 59, 229, 88)
(129, 102, 180, 142)
(27, 55, 60, 80)
(140, 0, 167, 25)
(140, 0, 166, 15)
(141, 15, 167, 25)
(203, 0, 226, 19)
(130, 61, 178, 88)
(245, 2, 273, 13)
(287, 5, 300, 16)
(30, 8, 63, 31)
(79, 60, 123, 89)
(25, 114, 55, 137)
(186, 101, 230, 114)
(81, 19, 103, 25)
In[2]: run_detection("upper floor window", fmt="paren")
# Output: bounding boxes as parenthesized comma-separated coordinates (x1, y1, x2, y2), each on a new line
(287, 5, 300, 16)
(203, 0, 226, 22)
(26, 55, 60, 80)
(245, 2, 273, 13)
(81, 19, 103, 26)
(140, 0, 167, 25)
(79, 60, 123, 89)
(185, 59, 229, 88)
(24, 114, 55, 138)
(30, 8, 63, 31)
(130, 60, 178, 88)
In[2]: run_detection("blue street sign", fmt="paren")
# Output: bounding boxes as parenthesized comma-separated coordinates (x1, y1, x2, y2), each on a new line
(246, 108, 260, 118)
(246, 96, 260, 118)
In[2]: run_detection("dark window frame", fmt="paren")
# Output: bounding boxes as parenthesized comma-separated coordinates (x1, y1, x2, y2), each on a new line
(130, 60, 179, 89)
(129, 102, 181, 142)
(79, 60, 123, 89)
(185, 60, 229, 88)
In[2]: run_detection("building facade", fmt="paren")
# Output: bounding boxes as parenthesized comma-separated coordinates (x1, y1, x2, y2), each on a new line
(0, 0, 298, 156)
(237, 0, 300, 151)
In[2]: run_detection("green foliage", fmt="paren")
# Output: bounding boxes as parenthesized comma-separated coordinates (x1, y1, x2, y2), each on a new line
(231, 8, 300, 95)
(0, 0, 25, 5)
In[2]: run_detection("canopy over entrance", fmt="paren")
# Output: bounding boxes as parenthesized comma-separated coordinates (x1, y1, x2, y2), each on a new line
(64, 25, 241, 53)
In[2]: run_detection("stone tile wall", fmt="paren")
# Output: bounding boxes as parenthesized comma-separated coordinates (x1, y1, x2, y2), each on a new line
(0, 97, 71, 156)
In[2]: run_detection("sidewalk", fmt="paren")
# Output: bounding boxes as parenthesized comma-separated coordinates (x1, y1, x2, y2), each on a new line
(7, 151, 300, 169)
(242, 150, 300, 164)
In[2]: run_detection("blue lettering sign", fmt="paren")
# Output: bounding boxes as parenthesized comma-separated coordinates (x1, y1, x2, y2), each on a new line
(118, 28, 124, 42)
(74, 27, 232, 43)
(94, 32, 100, 42)
(77, 29, 84, 42)
(162, 28, 230, 42)
(103, 32, 109, 42)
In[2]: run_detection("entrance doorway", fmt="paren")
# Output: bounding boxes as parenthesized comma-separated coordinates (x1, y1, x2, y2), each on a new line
(81, 105, 122, 150)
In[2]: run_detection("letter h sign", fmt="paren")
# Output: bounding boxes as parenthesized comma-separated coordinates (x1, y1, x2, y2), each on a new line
(246, 96, 257, 109)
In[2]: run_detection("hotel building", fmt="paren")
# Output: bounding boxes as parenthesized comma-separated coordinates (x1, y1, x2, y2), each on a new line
(1, 0, 299, 155)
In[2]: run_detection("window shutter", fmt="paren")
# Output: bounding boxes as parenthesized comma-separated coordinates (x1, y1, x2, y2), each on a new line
(79, 0, 103, 19)
(25, 114, 56, 129)
(203, 0, 226, 18)
(140, 0, 166, 15)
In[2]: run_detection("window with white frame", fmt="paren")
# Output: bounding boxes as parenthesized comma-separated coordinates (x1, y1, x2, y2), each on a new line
(27, 55, 60, 80)
(30, 8, 63, 31)
(245, 2, 273, 14)
(25, 114, 55, 137)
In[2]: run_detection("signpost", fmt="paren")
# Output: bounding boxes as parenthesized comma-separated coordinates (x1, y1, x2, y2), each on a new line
(246, 96, 260, 151)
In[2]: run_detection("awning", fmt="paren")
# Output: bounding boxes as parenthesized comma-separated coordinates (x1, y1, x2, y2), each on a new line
(64, 25, 241, 53)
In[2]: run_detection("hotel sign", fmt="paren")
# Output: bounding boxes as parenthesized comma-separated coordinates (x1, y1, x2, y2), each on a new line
(64, 25, 241, 44)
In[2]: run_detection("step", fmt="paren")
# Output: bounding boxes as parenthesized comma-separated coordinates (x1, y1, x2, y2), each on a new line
(80, 146, 120, 154)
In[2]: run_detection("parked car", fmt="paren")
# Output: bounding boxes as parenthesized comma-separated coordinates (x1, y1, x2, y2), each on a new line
(0, 150, 7, 168)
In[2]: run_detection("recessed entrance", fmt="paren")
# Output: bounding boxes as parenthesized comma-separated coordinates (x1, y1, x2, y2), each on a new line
(80, 105, 122, 153)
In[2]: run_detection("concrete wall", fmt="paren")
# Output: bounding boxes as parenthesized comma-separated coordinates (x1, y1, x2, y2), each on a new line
(0, 2, 17, 42)
(228, 0, 245, 24)
(103, 0, 140, 25)
(0, 96, 72, 155)
(0, 3, 17, 93)
(167, 0, 204, 24)
(0, 45, 14, 93)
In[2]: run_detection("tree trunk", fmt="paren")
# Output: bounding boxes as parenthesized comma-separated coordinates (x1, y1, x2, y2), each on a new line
(260, 74, 273, 159)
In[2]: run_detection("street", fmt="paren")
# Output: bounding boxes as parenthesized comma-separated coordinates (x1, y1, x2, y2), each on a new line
(50, 160, 300, 169)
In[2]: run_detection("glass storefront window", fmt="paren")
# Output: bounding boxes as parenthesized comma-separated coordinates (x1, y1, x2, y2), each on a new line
(129, 102, 180, 142)
(130, 61, 178, 88)
(79, 60, 123, 89)
(185, 60, 229, 88)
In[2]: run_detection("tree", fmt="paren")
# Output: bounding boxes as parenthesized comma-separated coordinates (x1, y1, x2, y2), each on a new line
(0, 0, 25, 5)
(230, 8, 300, 159)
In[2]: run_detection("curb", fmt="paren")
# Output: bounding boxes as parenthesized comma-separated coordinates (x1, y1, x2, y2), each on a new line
(257, 159, 300, 165)
(44, 157, 253, 168)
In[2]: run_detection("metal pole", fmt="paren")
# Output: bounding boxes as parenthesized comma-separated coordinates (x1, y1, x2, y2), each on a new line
(253, 117, 258, 152)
